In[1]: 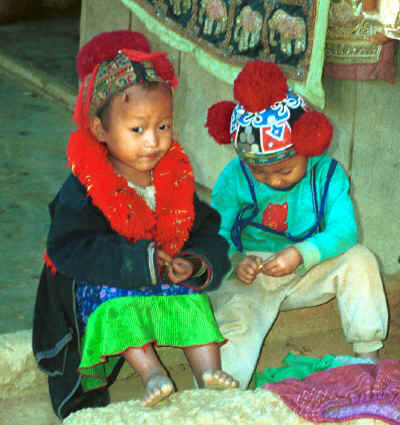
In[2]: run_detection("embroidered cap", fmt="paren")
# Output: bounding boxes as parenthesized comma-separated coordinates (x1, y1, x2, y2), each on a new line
(74, 30, 179, 129)
(88, 51, 168, 116)
(230, 90, 308, 165)
(206, 61, 333, 165)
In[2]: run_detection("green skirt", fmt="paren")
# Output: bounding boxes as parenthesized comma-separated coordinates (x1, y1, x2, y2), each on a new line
(78, 293, 225, 391)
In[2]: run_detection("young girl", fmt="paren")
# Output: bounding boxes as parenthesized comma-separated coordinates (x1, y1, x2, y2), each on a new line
(32, 30, 238, 420)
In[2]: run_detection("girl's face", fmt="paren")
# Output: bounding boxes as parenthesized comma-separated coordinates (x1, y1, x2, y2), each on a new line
(91, 84, 173, 186)
(246, 154, 308, 190)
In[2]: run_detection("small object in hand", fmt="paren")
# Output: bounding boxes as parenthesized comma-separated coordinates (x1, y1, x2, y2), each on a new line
(257, 256, 276, 270)
(165, 262, 171, 267)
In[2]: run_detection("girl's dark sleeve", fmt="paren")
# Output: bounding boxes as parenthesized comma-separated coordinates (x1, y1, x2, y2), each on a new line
(46, 175, 158, 288)
(179, 193, 231, 292)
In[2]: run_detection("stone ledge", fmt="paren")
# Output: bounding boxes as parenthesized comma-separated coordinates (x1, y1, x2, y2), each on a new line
(0, 329, 47, 400)
(63, 387, 388, 425)
(0, 52, 76, 112)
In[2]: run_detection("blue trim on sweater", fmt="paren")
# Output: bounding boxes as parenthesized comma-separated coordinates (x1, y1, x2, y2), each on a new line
(231, 159, 337, 252)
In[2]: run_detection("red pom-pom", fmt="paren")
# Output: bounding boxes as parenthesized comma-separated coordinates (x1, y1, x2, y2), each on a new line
(292, 111, 333, 157)
(152, 55, 179, 89)
(76, 30, 151, 81)
(205, 101, 236, 144)
(233, 61, 288, 112)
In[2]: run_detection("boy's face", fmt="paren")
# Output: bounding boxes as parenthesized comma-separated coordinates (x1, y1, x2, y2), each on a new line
(246, 154, 307, 190)
(91, 84, 173, 185)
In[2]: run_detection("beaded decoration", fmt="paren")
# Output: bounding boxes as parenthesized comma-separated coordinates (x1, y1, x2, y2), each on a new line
(90, 53, 166, 116)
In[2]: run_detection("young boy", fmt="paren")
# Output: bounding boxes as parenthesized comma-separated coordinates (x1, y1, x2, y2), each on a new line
(205, 60, 388, 389)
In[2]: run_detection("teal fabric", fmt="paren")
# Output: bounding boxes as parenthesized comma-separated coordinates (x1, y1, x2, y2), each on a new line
(211, 155, 357, 272)
(254, 352, 375, 387)
(254, 353, 337, 387)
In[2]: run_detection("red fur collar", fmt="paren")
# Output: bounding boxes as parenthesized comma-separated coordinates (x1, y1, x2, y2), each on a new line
(66, 128, 195, 256)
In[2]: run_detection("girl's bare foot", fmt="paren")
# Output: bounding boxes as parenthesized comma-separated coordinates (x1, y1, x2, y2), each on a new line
(201, 369, 239, 390)
(143, 372, 174, 406)
(356, 351, 379, 363)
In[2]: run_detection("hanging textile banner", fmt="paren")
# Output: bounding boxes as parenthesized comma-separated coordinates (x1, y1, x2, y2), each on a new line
(324, 0, 397, 83)
(121, 0, 330, 109)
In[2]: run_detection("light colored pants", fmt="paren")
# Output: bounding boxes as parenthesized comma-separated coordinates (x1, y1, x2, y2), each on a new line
(209, 245, 388, 389)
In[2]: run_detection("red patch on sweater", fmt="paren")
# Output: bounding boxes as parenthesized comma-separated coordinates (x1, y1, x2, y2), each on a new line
(262, 202, 288, 232)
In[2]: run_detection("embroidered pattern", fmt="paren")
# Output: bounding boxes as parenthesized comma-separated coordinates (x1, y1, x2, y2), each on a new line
(90, 54, 165, 115)
(124, 0, 316, 82)
(326, 0, 383, 64)
(231, 90, 307, 165)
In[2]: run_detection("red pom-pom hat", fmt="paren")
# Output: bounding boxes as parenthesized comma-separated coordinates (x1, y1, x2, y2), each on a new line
(233, 61, 288, 113)
(292, 111, 333, 157)
(74, 30, 178, 129)
(76, 30, 152, 82)
(205, 101, 236, 145)
(206, 60, 332, 164)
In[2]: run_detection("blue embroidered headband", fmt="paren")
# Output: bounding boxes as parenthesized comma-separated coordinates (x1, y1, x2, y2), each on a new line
(230, 90, 307, 165)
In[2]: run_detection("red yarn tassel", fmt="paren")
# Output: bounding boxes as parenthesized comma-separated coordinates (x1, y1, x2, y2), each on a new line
(43, 251, 57, 275)
(73, 78, 87, 128)
(74, 64, 100, 129)
(292, 111, 333, 157)
(83, 63, 100, 129)
(205, 101, 236, 144)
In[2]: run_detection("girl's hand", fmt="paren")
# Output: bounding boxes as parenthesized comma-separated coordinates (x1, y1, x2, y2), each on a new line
(166, 257, 194, 284)
(236, 255, 263, 285)
(260, 247, 303, 277)
(155, 249, 173, 272)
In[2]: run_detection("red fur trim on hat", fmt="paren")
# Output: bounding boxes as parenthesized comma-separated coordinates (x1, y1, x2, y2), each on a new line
(77, 30, 151, 81)
(233, 61, 288, 113)
(205, 101, 236, 144)
(292, 111, 333, 157)
(73, 78, 86, 128)
(152, 55, 179, 89)
(73, 63, 100, 129)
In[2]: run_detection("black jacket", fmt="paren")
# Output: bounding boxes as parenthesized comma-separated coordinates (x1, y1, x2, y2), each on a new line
(32, 174, 230, 419)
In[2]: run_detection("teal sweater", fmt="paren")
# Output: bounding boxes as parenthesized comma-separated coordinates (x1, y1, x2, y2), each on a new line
(211, 155, 358, 274)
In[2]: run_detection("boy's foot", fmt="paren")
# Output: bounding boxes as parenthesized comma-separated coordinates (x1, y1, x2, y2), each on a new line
(356, 351, 380, 363)
(143, 373, 174, 407)
(201, 369, 239, 390)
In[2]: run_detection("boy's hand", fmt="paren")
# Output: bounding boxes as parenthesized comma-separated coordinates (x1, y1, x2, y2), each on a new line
(260, 247, 303, 277)
(166, 257, 194, 284)
(236, 255, 263, 285)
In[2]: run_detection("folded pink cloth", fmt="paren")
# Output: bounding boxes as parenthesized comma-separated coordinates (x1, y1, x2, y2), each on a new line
(264, 359, 400, 425)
